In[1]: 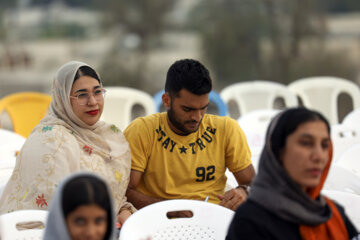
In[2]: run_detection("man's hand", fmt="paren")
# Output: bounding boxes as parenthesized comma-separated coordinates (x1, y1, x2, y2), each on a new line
(218, 187, 248, 211)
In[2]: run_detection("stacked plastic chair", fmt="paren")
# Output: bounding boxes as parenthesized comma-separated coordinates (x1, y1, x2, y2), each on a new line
(0, 92, 51, 138)
(101, 86, 156, 130)
(288, 77, 360, 125)
(220, 81, 297, 118)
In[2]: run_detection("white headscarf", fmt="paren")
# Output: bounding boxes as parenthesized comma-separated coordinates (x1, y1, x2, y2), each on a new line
(38, 61, 114, 160)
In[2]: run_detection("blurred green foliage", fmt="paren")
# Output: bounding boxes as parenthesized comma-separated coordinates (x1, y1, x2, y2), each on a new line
(98, 0, 176, 91)
(318, 0, 360, 13)
(190, 0, 358, 88)
(189, 0, 267, 86)
(39, 23, 86, 39)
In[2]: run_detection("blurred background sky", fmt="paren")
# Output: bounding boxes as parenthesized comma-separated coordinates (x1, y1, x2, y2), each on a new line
(0, 0, 360, 97)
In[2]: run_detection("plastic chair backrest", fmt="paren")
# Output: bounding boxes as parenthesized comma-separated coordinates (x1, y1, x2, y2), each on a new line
(220, 81, 297, 118)
(324, 165, 360, 195)
(0, 210, 48, 240)
(237, 109, 281, 171)
(288, 77, 360, 125)
(153, 90, 228, 116)
(225, 169, 239, 189)
(331, 124, 360, 163)
(100, 87, 155, 130)
(322, 190, 360, 230)
(0, 129, 26, 168)
(343, 108, 360, 125)
(336, 144, 360, 177)
(120, 199, 234, 240)
(0, 92, 51, 138)
(0, 129, 25, 188)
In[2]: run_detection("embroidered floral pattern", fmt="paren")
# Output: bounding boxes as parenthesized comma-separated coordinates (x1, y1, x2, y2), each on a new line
(36, 194, 48, 208)
(110, 124, 120, 133)
(115, 170, 123, 183)
(83, 145, 93, 155)
(42, 126, 53, 132)
(0, 122, 132, 214)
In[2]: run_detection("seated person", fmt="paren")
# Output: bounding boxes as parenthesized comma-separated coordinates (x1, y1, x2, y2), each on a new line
(124, 59, 255, 211)
(0, 61, 135, 226)
(44, 172, 115, 240)
(226, 107, 359, 240)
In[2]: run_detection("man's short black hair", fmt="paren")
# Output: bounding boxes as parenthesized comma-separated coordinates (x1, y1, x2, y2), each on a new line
(165, 59, 212, 96)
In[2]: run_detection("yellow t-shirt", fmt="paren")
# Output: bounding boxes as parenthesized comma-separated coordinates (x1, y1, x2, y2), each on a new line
(124, 112, 251, 204)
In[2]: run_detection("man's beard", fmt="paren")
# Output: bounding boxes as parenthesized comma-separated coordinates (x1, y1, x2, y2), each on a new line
(167, 107, 199, 136)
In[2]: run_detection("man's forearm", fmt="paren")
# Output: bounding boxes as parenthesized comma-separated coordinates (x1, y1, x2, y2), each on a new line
(126, 188, 163, 209)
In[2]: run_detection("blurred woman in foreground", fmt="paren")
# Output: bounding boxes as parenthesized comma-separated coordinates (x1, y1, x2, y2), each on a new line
(227, 108, 359, 240)
(44, 172, 115, 240)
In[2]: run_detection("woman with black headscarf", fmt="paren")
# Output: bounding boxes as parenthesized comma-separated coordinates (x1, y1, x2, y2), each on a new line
(226, 108, 359, 240)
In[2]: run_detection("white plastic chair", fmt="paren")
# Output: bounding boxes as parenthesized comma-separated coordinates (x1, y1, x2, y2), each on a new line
(220, 81, 297, 118)
(288, 77, 360, 125)
(322, 190, 360, 230)
(335, 144, 360, 177)
(120, 199, 235, 240)
(324, 165, 360, 195)
(343, 108, 360, 125)
(237, 109, 280, 171)
(101, 87, 155, 130)
(0, 210, 48, 240)
(0, 129, 26, 187)
(225, 169, 238, 190)
(331, 124, 360, 163)
(0, 129, 25, 167)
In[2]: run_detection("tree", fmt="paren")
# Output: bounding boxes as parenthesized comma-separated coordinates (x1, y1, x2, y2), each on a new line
(97, 0, 176, 91)
(0, 0, 16, 40)
(190, 0, 357, 87)
(262, 0, 327, 83)
(318, 0, 360, 13)
(190, 0, 266, 87)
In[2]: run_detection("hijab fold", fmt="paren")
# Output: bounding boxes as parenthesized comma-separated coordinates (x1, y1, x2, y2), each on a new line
(249, 108, 348, 240)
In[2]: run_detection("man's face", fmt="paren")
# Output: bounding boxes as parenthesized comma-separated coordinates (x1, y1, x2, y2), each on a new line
(163, 89, 209, 135)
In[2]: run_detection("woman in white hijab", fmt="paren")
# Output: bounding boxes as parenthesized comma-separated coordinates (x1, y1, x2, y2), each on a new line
(0, 61, 135, 226)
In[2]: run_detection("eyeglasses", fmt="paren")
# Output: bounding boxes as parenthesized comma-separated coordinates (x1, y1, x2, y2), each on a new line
(70, 89, 106, 105)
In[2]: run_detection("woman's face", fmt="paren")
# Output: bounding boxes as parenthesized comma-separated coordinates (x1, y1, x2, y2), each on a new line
(70, 76, 104, 126)
(280, 120, 330, 192)
(66, 204, 108, 240)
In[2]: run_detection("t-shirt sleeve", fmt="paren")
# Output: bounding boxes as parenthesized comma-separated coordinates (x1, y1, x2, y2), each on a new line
(225, 117, 252, 173)
(124, 117, 152, 172)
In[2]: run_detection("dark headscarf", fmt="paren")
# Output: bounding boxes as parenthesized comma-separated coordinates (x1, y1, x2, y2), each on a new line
(249, 107, 348, 240)
(249, 108, 331, 224)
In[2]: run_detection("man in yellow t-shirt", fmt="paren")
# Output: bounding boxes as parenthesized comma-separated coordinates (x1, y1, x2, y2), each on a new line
(124, 59, 255, 212)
